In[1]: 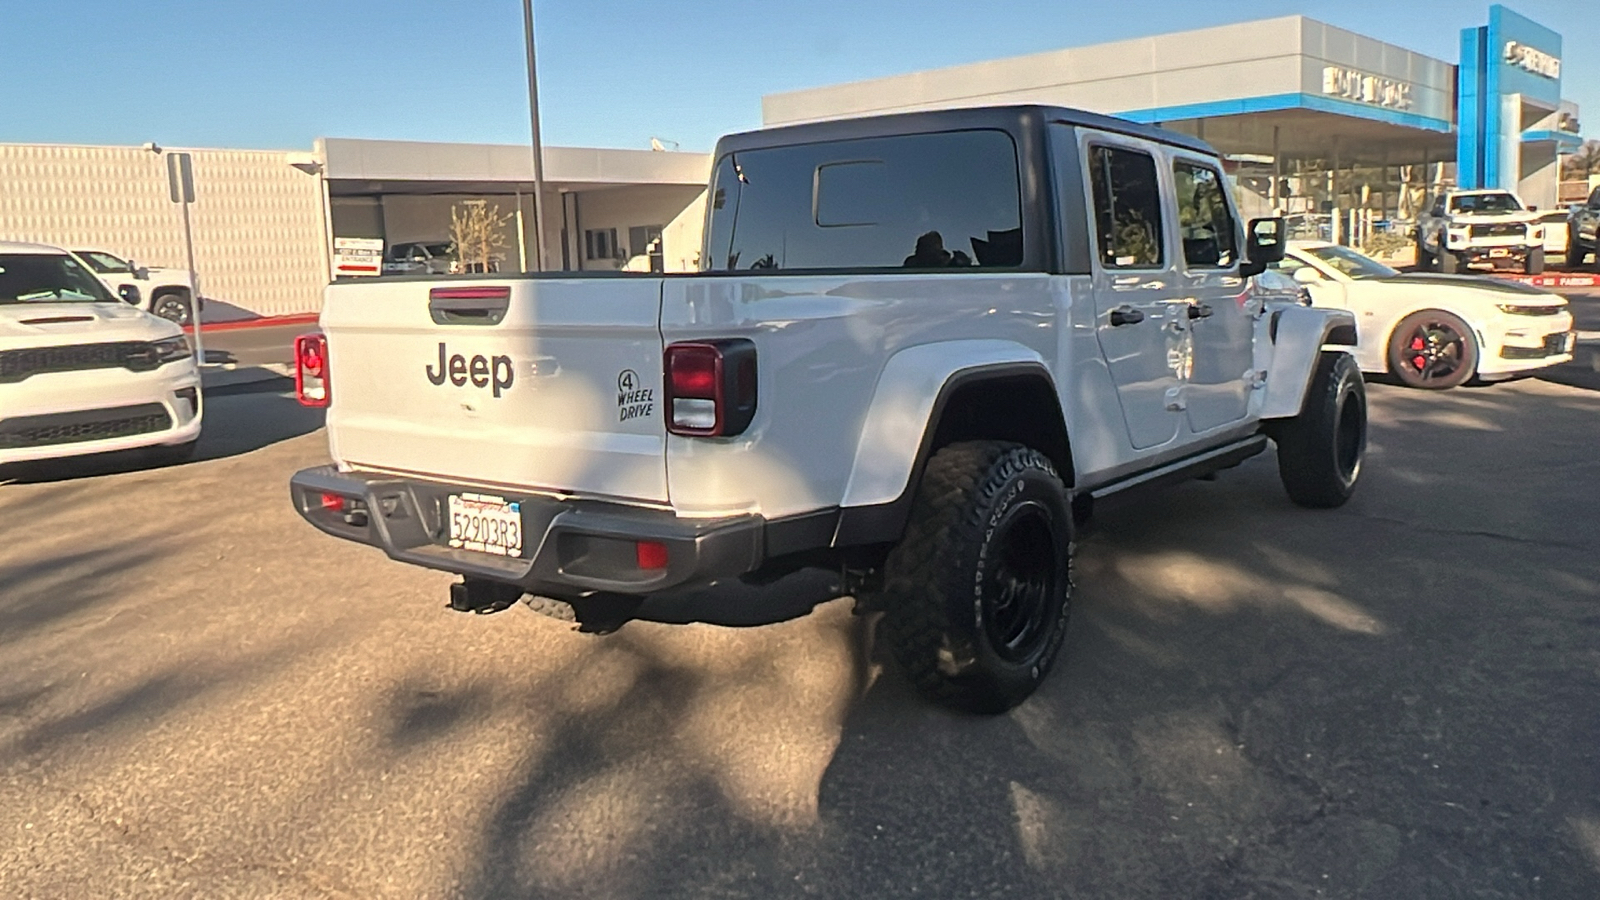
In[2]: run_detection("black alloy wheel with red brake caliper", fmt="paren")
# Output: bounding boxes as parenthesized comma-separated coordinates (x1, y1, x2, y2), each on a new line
(1387, 310, 1478, 389)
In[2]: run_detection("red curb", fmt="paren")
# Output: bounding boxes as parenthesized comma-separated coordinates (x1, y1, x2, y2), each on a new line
(184, 312, 320, 334)
(1491, 273, 1600, 288)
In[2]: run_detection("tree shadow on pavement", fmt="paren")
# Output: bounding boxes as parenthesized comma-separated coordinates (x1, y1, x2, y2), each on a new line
(452, 380, 1600, 899)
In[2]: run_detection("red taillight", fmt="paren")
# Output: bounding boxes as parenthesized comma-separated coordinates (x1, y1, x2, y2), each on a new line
(636, 540, 669, 571)
(663, 339, 757, 437)
(320, 492, 345, 512)
(295, 333, 330, 407)
(667, 344, 719, 397)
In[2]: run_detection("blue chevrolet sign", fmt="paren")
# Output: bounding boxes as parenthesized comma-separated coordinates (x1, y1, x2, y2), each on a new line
(1458, 5, 1565, 190)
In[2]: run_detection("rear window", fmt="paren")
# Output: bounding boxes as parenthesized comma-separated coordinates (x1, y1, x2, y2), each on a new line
(702, 129, 1023, 272)
(0, 254, 116, 304)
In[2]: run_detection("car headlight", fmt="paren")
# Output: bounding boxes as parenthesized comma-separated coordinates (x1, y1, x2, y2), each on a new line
(151, 336, 194, 364)
(1496, 303, 1564, 315)
(1297, 287, 1313, 307)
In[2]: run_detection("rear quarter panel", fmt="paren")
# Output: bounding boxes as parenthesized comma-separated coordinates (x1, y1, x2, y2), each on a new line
(660, 273, 1058, 518)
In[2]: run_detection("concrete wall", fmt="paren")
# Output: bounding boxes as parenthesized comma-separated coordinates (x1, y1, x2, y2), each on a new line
(568, 184, 705, 272)
(0, 143, 328, 318)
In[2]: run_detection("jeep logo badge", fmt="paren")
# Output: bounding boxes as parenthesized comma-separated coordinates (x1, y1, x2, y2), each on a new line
(426, 342, 514, 397)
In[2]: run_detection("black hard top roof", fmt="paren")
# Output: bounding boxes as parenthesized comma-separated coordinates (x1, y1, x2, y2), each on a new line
(713, 104, 1217, 158)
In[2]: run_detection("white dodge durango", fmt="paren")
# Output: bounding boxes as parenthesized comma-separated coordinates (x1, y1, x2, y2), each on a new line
(0, 242, 202, 466)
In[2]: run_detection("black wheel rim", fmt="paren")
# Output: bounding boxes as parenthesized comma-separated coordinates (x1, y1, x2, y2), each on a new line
(1401, 321, 1466, 382)
(981, 501, 1058, 664)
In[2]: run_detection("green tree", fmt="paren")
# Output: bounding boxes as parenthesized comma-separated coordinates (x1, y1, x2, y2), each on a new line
(1563, 141, 1600, 180)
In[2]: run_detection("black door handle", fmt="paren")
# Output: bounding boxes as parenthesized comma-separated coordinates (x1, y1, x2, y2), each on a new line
(1109, 306, 1145, 327)
(1187, 302, 1214, 320)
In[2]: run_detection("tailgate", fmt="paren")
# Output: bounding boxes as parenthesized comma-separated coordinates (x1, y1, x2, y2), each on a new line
(321, 277, 667, 503)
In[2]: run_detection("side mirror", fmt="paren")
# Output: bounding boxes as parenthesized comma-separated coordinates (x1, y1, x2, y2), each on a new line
(1240, 217, 1285, 277)
(1292, 266, 1322, 285)
(116, 284, 141, 305)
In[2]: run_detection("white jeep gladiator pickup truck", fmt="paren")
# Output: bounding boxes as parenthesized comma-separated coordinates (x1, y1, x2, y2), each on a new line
(289, 106, 1364, 713)
(1415, 188, 1546, 275)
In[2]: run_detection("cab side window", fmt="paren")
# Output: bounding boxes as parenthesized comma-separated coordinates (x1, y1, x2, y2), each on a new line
(1088, 145, 1165, 269)
(1171, 162, 1237, 268)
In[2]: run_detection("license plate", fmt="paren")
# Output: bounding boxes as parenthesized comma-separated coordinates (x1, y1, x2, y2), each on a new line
(1489, 248, 1510, 257)
(1563, 332, 1577, 353)
(446, 493, 523, 557)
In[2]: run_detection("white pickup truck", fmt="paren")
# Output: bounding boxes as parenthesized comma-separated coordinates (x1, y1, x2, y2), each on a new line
(290, 106, 1363, 712)
(1414, 189, 1546, 275)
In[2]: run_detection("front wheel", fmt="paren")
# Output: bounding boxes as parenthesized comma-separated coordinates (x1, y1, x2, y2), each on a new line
(1524, 246, 1545, 275)
(1414, 234, 1434, 270)
(1387, 309, 1478, 389)
(1268, 352, 1366, 509)
(878, 441, 1073, 714)
(152, 292, 192, 326)
(1439, 247, 1460, 273)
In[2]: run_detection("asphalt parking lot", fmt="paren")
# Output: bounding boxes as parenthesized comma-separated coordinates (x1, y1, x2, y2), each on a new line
(2, 316, 1599, 898)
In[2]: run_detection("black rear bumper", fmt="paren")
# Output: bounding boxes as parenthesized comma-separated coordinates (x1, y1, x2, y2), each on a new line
(289, 466, 769, 598)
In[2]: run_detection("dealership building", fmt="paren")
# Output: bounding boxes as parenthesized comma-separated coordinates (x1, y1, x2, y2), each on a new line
(0, 4, 1586, 319)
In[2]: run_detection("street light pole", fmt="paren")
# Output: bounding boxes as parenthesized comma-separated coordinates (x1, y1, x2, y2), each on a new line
(521, 0, 549, 272)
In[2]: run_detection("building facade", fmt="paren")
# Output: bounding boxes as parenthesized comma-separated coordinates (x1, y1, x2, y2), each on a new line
(763, 5, 1583, 219)
(0, 5, 1586, 319)
(0, 139, 708, 319)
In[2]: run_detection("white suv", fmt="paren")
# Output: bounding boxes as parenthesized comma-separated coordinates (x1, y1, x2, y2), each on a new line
(0, 242, 202, 467)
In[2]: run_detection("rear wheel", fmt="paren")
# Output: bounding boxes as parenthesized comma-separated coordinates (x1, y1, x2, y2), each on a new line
(1565, 233, 1580, 268)
(1268, 352, 1366, 509)
(1524, 246, 1545, 275)
(1387, 310, 1478, 389)
(877, 441, 1073, 714)
(152, 292, 192, 326)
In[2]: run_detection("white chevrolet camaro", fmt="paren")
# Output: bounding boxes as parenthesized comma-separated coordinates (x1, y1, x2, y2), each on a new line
(1266, 240, 1576, 389)
(0, 242, 202, 466)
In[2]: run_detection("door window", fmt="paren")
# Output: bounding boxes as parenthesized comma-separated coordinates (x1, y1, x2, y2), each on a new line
(1088, 145, 1165, 269)
(1171, 163, 1237, 268)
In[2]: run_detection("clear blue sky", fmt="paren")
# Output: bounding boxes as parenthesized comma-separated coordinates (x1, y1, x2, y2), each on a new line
(2, 0, 1593, 153)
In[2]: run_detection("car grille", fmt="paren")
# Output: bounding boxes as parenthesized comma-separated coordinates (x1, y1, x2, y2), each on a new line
(0, 403, 173, 449)
(1500, 332, 1574, 360)
(1469, 223, 1526, 238)
(0, 341, 165, 383)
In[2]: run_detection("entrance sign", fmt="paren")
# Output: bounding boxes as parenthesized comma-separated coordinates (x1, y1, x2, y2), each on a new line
(1502, 41, 1560, 79)
(1321, 67, 1413, 111)
(332, 237, 384, 277)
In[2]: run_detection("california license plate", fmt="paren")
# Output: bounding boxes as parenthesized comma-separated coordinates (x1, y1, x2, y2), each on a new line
(446, 493, 523, 557)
